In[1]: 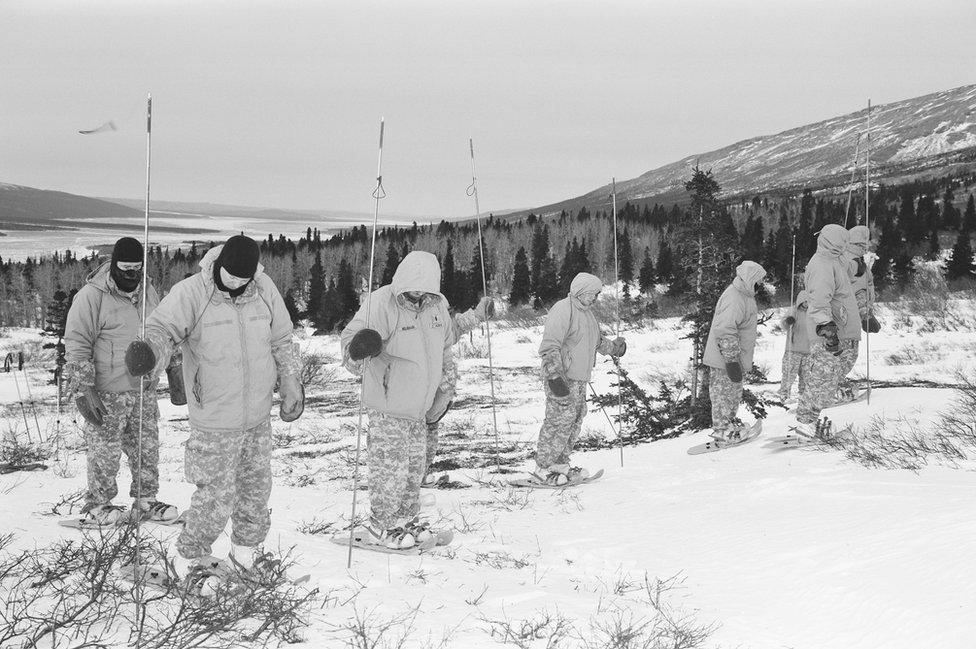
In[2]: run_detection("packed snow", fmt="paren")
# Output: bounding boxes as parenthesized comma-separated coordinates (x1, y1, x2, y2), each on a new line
(1, 295, 975, 648)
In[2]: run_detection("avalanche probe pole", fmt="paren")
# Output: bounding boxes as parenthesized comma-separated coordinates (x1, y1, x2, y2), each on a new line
(611, 179, 624, 467)
(466, 139, 501, 470)
(843, 134, 861, 228)
(785, 231, 796, 395)
(865, 99, 872, 404)
(134, 91, 152, 638)
(347, 119, 385, 569)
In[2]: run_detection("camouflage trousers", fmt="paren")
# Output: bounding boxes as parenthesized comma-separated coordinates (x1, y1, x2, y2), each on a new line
(709, 368, 743, 434)
(835, 339, 860, 392)
(778, 351, 810, 400)
(425, 422, 439, 476)
(796, 339, 844, 425)
(84, 391, 159, 510)
(368, 412, 426, 530)
(177, 420, 273, 559)
(536, 378, 587, 470)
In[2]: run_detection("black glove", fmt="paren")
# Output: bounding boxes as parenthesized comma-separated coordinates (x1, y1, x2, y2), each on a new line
(349, 328, 383, 361)
(862, 315, 881, 334)
(547, 376, 570, 397)
(76, 387, 107, 427)
(125, 340, 157, 377)
(611, 337, 627, 358)
(816, 321, 841, 355)
(783, 315, 796, 327)
(166, 363, 186, 406)
(854, 257, 867, 278)
(725, 361, 743, 383)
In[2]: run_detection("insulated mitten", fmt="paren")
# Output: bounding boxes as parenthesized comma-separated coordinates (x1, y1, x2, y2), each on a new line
(816, 322, 841, 355)
(610, 337, 627, 358)
(547, 376, 570, 397)
(349, 328, 383, 361)
(76, 387, 107, 427)
(862, 314, 881, 334)
(166, 362, 186, 406)
(125, 340, 157, 377)
(783, 315, 796, 327)
(725, 361, 743, 383)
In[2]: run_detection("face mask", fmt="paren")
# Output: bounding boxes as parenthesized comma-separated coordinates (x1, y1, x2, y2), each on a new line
(111, 261, 143, 292)
(577, 291, 599, 307)
(220, 267, 251, 290)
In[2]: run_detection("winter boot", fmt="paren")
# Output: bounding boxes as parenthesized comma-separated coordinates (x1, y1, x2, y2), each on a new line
(357, 519, 417, 550)
(567, 466, 590, 482)
(404, 518, 435, 544)
(708, 428, 730, 444)
(181, 555, 235, 597)
(80, 503, 126, 526)
(132, 498, 179, 523)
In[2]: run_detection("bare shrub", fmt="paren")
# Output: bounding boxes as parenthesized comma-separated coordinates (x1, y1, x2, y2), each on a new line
(481, 608, 574, 649)
(455, 338, 488, 360)
(299, 346, 338, 390)
(332, 603, 420, 649)
(494, 306, 543, 331)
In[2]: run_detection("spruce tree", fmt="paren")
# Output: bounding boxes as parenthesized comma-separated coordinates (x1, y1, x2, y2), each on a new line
(283, 289, 301, 327)
(618, 229, 634, 287)
(530, 225, 550, 291)
(41, 289, 71, 386)
(796, 190, 815, 260)
(655, 241, 674, 285)
(945, 230, 975, 280)
(638, 247, 655, 295)
(509, 247, 532, 306)
(336, 259, 360, 329)
(380, 241, 400, 286)
(942, 188, 959, 230)
(441, 241, 460, 308)
(533, 253, 560, 309)
(964, 194, 976, 232)
(307, 249, 325, 322)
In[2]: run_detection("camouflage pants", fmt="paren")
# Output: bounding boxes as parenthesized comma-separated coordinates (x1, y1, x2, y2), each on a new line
(709, 368, 743, 434)
(84, 391, 159, 509)
(177, 420, 273, 559)
(796, 339, 844, 425)
(536, 378, 587, 470)
(779, 351, 810, 400)
(425, 422, 439, 476)
(835, 339, 860, 389)
(368, 412, 426, 530)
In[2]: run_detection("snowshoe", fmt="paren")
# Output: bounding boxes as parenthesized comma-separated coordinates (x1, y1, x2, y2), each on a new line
(687, 420, 763, 455)
(183, 556, 239, 597)
(509, 468, 605, 489)
(118, 562, 173, 591)
(60, 504, 127, 529)
(131, 499, 180, 524)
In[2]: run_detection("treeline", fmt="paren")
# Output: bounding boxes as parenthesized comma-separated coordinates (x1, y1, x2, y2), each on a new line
(3, 171, 976, 335)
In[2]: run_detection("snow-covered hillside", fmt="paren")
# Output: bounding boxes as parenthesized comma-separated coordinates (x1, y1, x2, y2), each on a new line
(1, 296, 975, 648)
(532, 84, 976, 217)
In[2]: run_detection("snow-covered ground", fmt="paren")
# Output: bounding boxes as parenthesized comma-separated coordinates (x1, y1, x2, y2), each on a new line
(1, 296, 975, 648)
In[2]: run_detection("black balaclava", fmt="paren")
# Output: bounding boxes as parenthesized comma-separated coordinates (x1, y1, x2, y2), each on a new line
(110, 237, 144, 293)
(213, 235, 260, 298)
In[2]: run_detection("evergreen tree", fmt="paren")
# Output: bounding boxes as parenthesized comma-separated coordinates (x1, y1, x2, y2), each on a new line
(466, 242, 491, 311)
(533, 253, 560, 309)
(441, 241, 461, 309)
(656, 241, 674, 285)
(900, 189, 925, 247)
(673, 166, 740, 422)
(529, 225, 550, 291)
(336, 259, 360, 328)
(638, 247, 656, 295)
(380, 241, 400, 286)
(617, 229, 634, 287)
(796, 189, 815, 260)
(945, 230, 975, 280)
(41, 289, 71, 386)
(283, 289, 301, 327)
(307, 249, 325, 322)
(942, 188, 960, 230)
(964, 194, 976, 232)
(927, 227, 941, 260)
(315, 280, 340, 334)
(509, 247, 532, 307)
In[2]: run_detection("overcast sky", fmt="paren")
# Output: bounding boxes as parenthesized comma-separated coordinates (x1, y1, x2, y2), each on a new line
(3, 0, 975, 218)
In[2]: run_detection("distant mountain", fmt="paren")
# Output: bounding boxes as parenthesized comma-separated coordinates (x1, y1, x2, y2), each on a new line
(95, 197, 396, 225)
(523, 83, 976, 218)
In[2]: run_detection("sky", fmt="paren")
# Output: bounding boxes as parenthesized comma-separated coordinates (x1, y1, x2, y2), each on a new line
(2, 0, 976, 219)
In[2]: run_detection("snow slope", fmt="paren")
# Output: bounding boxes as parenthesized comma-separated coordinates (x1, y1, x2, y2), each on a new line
(1, 297, 975, 648)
